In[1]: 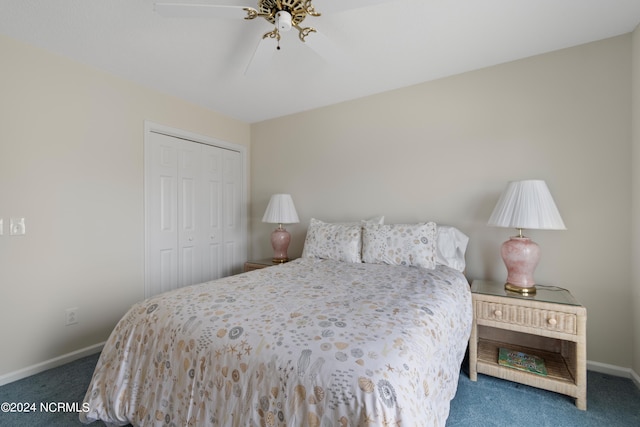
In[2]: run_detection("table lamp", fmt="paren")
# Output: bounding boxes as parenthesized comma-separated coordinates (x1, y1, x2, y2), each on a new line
(262, 194, 299, 263)
(487, 180, 566, 294)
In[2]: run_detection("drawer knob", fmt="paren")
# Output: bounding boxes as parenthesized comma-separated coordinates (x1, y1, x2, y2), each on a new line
(494, 310, 502, 318)
(548, 318, 557, 326)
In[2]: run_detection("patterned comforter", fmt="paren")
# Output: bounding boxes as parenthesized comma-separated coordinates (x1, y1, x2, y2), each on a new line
(80, 258, 472, 426)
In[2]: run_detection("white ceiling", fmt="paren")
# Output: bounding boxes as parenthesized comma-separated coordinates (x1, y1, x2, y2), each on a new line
(1, 0, 640, 123)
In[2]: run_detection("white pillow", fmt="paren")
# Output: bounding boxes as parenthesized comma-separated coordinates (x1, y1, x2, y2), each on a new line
(436, 225, 469, 272)
(334, 216, 385, 226)
(362, 222, 438, 269)
(301, 218, 363, 263)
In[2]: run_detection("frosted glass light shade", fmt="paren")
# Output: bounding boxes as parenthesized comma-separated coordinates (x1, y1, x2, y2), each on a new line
(276, 10, 292, 32)
(262, 194, 299, 224)
(488, 180, 566, 231)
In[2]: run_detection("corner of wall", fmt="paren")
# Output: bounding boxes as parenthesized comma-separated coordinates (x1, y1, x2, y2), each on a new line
(631, 23, 640, 377)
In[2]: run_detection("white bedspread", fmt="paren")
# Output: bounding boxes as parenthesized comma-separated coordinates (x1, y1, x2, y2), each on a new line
(80, 258, 472, 426)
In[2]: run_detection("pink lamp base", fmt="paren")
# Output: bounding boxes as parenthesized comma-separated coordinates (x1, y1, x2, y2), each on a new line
(271, 225, 291, 263)
(501, 236, 540, 293)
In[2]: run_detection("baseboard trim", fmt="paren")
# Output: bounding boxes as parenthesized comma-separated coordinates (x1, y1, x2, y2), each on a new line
(0, 342, 105, 387)
(587, 360, 640, 389)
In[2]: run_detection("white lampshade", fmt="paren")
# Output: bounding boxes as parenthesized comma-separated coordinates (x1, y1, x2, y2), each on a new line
(262, 194, 299, 224)
(488, 180, 566, 231)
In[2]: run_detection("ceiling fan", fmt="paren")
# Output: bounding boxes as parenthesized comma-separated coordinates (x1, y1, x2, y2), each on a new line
(154, 0, 398, 75)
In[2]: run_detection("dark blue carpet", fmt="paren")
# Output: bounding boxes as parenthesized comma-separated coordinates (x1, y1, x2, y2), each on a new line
(0, 352, 638, 426)
(449, 368, 640, 427)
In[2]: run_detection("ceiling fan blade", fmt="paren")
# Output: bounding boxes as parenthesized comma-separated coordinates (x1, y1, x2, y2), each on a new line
(319, 0, 401, 14)
(154, 3, 249, 19)
(244, 35, 278, 76)
(304, 31, 352, 67)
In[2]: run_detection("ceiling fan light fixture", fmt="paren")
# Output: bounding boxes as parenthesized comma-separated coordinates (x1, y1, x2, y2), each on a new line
(276, 11, 292, 32)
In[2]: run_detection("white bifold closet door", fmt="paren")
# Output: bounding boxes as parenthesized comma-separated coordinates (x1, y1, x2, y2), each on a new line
(146, 131, 243, 297)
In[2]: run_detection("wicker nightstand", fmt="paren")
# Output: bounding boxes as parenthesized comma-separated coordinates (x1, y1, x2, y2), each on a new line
(243, 258, 289, 272)
(469, 280, 587, 410)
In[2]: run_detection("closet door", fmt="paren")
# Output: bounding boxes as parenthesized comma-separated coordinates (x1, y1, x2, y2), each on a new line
(145, 129, 245, 298)
(201, 144, 223, 281)
(177, 141, 203, 288)
(146, 133, 180, 295)
(222, 149, 242, 277)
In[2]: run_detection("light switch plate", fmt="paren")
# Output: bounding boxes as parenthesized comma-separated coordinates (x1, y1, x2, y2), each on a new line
(0, 218, 3, 235)
(10, 218, 26, 235)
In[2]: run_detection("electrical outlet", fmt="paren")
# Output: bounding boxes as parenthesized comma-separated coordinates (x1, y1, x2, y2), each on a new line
(65, 307, 78, 326)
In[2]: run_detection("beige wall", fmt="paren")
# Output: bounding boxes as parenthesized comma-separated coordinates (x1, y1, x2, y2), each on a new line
(1, 29, 637, 380)
(632, 24, 640, 376)
(251, 35, 634, 368)
(0, 34, 250, 379)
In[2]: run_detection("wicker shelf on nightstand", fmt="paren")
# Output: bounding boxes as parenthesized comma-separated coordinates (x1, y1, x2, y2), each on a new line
(469, 280, 587, 410)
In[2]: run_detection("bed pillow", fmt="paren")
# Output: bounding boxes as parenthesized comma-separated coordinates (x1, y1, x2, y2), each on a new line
(334, 216, 385, 226)
(436, 225, 469, 272)
(362, 222, 438, 269)
(301, 218, 363, 263)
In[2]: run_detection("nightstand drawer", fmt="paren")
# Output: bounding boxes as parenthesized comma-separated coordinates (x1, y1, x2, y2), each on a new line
(476, 301, 577, 335)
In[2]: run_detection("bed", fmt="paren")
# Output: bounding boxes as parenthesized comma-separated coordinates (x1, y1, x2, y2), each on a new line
(81, 220, 472, 426)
